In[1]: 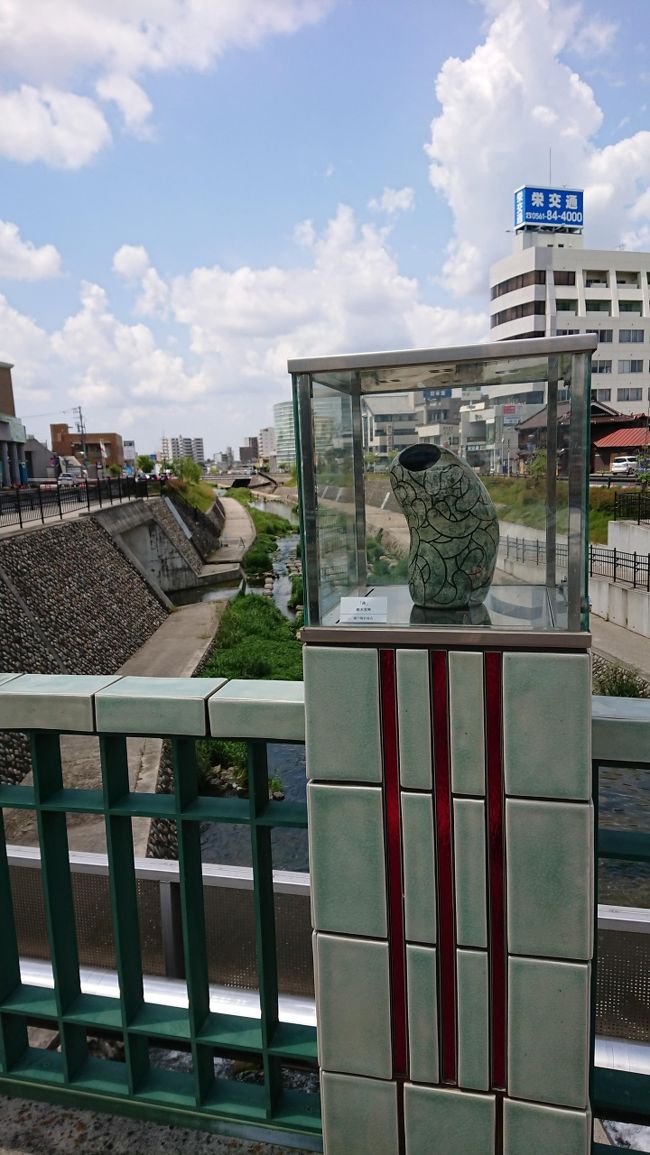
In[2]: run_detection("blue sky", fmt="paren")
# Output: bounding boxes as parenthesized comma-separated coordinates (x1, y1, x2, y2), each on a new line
(1, 0, 649, 455)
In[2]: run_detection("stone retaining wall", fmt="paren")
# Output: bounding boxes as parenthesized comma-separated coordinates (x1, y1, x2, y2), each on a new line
(0, 517, 168, 784)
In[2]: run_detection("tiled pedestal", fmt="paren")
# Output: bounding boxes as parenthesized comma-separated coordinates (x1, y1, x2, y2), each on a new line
(305, 644, 593, 1155)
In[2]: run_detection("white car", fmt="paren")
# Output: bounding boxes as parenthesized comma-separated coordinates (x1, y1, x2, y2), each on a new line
(611, 455, 638, 476)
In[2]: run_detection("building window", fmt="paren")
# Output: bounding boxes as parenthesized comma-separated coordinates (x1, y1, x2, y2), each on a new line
(586, 301, 611, 313)
(556, 300, 577, 312)
(553, 271, 576, 285)
(490, 270, 546, 300)
(490, 300, 545, 328)
(619, 329, 644, 342)
(618, 360, 643, 373)
(617, 387, 643, 402)
(616, 272, 640, 287)
(586, 328, 613, 342)
(592, 361, 612, 374)
(619, 301, 643, 314)
(592, 388, 611, 402)
(585, 270, 609, 287)
(556, 328, 579, 335)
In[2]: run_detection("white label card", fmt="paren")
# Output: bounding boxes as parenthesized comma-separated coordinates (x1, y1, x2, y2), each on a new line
(339, 596, 388, 624)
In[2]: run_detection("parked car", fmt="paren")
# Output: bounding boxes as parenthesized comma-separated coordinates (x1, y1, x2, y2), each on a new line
(611, 455, 638, 476)
(57, 473, 85, 487)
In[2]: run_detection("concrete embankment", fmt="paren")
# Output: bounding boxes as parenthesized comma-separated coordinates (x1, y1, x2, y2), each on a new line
(0, 493, 253, 839)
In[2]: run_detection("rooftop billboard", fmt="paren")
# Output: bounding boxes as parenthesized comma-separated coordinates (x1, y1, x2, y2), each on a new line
(514, 186, 583, 231)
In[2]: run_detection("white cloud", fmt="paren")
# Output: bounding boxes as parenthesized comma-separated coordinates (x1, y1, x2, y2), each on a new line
(0, 220, 61, 279)
(0, 85, 111, 169)
(0, 1, 333, 167)
(112, 244, 151, 280)
(0, 203, 487, 449)
(573, 17, 618, 57)
(425, 0, 650, 296)
(95, 74, 153, 137)
(368, 186, 416, 215)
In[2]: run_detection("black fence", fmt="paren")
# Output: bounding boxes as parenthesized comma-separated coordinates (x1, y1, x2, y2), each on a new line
(614, 490, 650, 526)
(0, 477, 165, 531)
(502, 534, 650, 592)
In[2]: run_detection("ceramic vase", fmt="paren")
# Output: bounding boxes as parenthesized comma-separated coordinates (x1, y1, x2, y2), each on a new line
(389, 444, 499, 609)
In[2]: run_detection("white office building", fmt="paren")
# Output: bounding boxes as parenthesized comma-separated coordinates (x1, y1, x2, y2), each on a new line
(490, 186, 650, 415)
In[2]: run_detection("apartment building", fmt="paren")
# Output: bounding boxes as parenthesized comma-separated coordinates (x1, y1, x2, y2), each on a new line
(161, 435, 205, 464)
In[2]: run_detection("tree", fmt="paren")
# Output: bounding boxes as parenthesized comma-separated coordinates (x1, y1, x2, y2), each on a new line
(172, 457, 202, 484)
(528, 450, 547, 481)
(107, 462, 122, 477)
(136, 454, 154, 474)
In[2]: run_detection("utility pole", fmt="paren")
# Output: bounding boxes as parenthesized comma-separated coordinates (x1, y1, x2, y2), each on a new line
(73, 405, 88, 475)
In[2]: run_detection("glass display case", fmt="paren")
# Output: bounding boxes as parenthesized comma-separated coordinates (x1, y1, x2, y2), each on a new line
(289, 335, 595, 636)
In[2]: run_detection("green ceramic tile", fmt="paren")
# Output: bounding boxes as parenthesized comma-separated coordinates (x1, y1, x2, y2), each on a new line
(449, 652, 486, 796)
(504, 1099, 590, 1155)
(508, 957, 590, 1109)
(304, 647, 381, 782)
(454, 799, 487, 949)
(503, 654, 591, 800)
(0, 673, 121, 732)
(406, 946, 438, 1084)
(316, 934, 391, 1079)
(506, 800, 593, 960)
(95, 676, 225, 735)
(321, 1073, 398, 1155)
(402, 792, 436, 943)
(404, 1085, 495, 1155)
(397, 650, 432, 789)
(593, 695, 650, 766)
(308, 784, 387, 937)
(208, 678, 304, 740)
(457, 950, 489, 1092)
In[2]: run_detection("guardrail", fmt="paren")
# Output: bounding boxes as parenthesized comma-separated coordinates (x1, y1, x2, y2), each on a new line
(0, 674, 319, 1151)
(0, 477, 165, 531)
(0, 675, 648, 1152)
(615, 491, 650, 526)
(592, 696, 650, 1152)
(501, 534, 650, 591)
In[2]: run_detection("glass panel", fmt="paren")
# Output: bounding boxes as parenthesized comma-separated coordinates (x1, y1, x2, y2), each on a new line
(295, 341, 591, 632)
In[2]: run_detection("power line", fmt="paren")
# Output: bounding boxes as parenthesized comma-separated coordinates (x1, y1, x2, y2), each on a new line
(19, 406, 76, 421)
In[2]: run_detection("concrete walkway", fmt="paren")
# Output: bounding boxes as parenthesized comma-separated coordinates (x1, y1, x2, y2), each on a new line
(591, 614, 650, 679)
(211, 496, 256, 564)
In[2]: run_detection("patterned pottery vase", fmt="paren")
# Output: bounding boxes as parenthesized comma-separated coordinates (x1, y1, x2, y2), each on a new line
(389, 444, 499, 609)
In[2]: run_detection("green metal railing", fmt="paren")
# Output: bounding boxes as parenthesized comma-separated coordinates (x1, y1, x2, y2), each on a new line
(0, 717, 320, 1150)
(592, 696, 650, 1154)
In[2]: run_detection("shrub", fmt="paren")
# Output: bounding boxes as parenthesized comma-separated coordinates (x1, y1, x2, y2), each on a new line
(593, 659, 649, 698)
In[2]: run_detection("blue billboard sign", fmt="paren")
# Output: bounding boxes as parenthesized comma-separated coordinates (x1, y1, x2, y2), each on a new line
(514, 186, 583, 230)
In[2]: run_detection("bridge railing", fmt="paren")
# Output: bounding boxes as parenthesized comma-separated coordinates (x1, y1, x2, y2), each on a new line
(0, 673, 649, 1153)
(0, 477, 164, 530)
(0, 673, 319, 1151)
(592, 695, 650, 1153)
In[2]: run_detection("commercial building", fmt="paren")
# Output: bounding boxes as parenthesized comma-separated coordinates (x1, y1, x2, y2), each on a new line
(0, 362, 28, 486)
(273, 401, 296, 468)
(51, 423, 124, 472)
(490, 184, 650, 415)
(239, 436, 259, 464)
